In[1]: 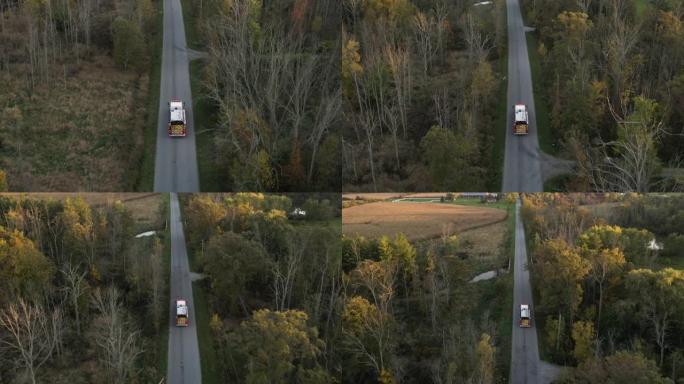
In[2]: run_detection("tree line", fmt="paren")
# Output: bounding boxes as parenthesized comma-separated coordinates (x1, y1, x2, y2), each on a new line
(342, 0, 507, 191)
(181, 193, 340, 382)
(521, 193, 684, 383)
(186, 0, 342, 191)
(522, 0, 684, 191)
(0, 196, 167, 384)
(0, 0, 155, 86)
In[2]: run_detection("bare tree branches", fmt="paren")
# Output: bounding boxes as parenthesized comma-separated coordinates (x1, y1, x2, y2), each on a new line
(91, 287, 143, 384)
(603, 13, 640, 108)
(205, 0, 339, 189)
(577, 96, 666, 192)
(0, 299, 62, 384)
(385, 45, 412, 139)
(60, 263, 87, 335)
(413, 12, 440, 76)
(463, 14, 491, 66)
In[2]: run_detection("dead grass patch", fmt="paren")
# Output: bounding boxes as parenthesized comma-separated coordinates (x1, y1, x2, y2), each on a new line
(457, 219, 507, 263)
(342, 201, 507, 242)
(0, 55, 147, 191)
(582, 201, 623, 222)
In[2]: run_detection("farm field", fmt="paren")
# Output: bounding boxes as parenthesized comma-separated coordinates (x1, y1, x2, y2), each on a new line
(342, 201, 507, 241)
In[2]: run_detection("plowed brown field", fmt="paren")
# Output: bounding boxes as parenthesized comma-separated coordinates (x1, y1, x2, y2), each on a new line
(343, 202, 507, 241)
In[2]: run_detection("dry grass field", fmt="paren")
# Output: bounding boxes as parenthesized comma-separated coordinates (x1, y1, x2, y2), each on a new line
(0, 56, 147, 191)
(583, 201, 623, 222)
(342, 201, 507, 242)
(457, 220, 507, 263)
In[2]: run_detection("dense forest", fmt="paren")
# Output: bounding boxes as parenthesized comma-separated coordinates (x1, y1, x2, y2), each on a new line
(521, 193, 684, 382)
(0, 194, 168, 383)
(181, 193, 341, 382)
(522, 0, 684, 192)
(342, 0, 507, 191)
(185, 193, 511, 383)
(0, 0, 158, 191)
(339, 226, 513, 383)
(185, 0, 341, 191)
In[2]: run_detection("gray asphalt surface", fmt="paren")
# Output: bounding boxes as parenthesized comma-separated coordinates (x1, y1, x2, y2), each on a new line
(510, 198, 540, 384)
(510, 199, 560, 384)
(167, 193, 202, 384)
(154, 0, 200, 192)
(502, 0, 543, 192)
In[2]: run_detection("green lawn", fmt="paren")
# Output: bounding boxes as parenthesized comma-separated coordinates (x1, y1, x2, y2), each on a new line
(137, 0, 164, 191)
(451, 197, 514, 212)
(392, 196, 515, 213)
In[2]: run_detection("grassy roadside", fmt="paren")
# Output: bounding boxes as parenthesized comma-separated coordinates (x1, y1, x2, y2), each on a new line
(181, 0, 223, 191)
(137, 0, 164, 191)
(489, 3, 508, 192)
(525, 32, 557, 156)
(544, 174, 573, 192)
(180, 0, 203, 50)
(156, 193, 171, 378)
(190, 61, 223, 191)
(192, 279, 218, 384)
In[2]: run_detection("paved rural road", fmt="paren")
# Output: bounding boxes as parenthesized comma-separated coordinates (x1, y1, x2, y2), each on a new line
(154, 0, 200, 192)
(502, 0, 543, 192)
(167, 193, 202, 384)
(510, 199, 559, 384)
